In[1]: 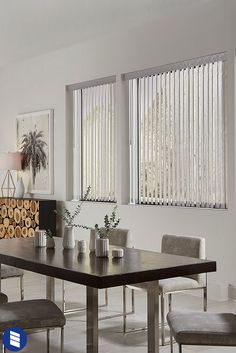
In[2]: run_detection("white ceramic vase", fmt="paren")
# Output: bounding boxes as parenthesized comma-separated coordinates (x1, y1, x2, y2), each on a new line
(46, 237, 55, 249)
(34, 230, 47, 247)
(95, 238, 109, 257)
(63, 226, 75, 249)
(15, 177, 25, 198)
(89, 229, 98, 252)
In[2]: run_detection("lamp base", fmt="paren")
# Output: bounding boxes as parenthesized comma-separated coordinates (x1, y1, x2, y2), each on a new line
(1, 170, 16, 197)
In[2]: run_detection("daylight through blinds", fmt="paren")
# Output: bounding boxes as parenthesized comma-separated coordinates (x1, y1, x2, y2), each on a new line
(129, 57, 226, 208)
(77, 82, 116, 202)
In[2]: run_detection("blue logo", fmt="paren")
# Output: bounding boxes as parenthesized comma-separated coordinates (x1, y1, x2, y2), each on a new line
(3, 327, 27, 351)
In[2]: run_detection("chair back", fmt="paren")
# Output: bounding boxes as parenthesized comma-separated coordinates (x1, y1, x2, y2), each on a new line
(161, 234, 206, 286)
(108, 228, 132, 248)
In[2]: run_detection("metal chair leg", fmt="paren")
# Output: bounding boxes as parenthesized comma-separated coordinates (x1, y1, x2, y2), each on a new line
(123, 285, 127, 333)
(161, 293, 165, 345)
(105, 288, 108, 306)
(168, 293, 172, 311)
(62, 281, 66, 312)
(131, 289, 135, 313)
(20, 275, 24, 301)
(179, 343, 182, 353)
(203, 287, 207, 311)
(46, 329, 50, 353)
(2, 344, 6, 353)
(170, 330, 174, 353)
(61, 327, 64, 353)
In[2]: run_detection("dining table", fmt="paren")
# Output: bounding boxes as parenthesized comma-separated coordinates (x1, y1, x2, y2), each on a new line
(0, 237, 216, 353)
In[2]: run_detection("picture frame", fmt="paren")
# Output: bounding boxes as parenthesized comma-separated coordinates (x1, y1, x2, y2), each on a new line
(16, 109, 54, 195)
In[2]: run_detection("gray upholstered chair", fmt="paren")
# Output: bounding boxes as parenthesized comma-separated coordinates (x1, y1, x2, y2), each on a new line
(1, 265, 24, 300)
(0, 293, 8, 304)
(62, 228, 133, 318)
(123, 234, 207, 345)
(167, 310, 236, 352)
(0, 299, 65, 353)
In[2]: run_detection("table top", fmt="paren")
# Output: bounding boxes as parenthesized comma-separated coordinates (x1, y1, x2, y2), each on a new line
(0, 238, 216, 288)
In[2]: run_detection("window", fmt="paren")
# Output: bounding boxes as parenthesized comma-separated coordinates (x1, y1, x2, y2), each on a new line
(74, 81, 116, 202)
(129, 54, 226, 208)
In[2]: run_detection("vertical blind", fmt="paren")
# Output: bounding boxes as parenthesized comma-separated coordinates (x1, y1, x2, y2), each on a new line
(77, 82, 116, 202)
(129, 55, 226, 208)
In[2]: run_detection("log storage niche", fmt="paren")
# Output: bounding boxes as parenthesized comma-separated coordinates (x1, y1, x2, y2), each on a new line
(0, 198, 56, 239)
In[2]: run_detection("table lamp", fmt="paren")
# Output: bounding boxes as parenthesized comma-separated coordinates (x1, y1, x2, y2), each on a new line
(0, 152, 22, 197)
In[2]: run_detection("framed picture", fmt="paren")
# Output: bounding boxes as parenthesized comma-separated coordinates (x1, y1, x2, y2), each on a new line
(16, 110, 54, 194)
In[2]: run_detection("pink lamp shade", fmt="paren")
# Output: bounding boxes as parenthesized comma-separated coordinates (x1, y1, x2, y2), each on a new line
(0, 152, 22, 171)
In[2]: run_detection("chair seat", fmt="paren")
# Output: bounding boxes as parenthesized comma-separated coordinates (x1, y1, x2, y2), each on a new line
(167, 311, 236, 346)
(1, 265, 24, 279)
(0, 292, 8, 304)
(0, 299, 65, 331)
(127, 277, 201, 293)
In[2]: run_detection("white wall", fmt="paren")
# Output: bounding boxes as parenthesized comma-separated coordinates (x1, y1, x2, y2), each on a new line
(0, 1, 235, 299)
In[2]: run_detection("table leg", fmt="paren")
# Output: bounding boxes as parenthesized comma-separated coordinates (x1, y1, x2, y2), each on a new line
(86, 286, 98, 353)
(147, 280, 159, 353)
(46, 276, 55, 302)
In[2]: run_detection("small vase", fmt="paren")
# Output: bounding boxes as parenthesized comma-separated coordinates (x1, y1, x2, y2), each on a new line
(63, 226, 75, 249)
(15, 177, 25, 198)
(95, 238, 109, 257)
(46, 237, 55, 249)
(34, 230, 47, 247)
(89, 229, 98, 252)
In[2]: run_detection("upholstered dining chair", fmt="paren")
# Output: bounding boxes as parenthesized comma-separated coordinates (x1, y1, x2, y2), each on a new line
(0, 299, 65, 353)
(167, 310, 236, 353)
(62, 228, 133, 318)
(123, 234, 207, 346)
(1, 265, 24, 300)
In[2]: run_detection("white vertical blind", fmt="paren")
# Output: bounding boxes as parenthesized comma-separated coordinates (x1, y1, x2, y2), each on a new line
(75, 82, 116, 202)
(129, 56, 226, 208)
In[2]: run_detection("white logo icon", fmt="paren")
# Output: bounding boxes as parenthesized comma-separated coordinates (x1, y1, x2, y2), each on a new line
(10, 331, 21, 348)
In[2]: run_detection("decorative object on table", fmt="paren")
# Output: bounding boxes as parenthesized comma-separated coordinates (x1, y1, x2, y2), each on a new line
(17, 109, 53, 195)
(94, 206, 121, 257)
(34, 229, 47, 247)
(55, 186, 91, 249)
(46, 229, 55, 249)
(89, 229, 98, 252)
(0, 152, 22, 197)
(63, 226, 75, 249)
(112, 248, 124, 258)
(0, 198, 56, 239)
(15, 176, 25, 198)
(78, 240, 86, 254)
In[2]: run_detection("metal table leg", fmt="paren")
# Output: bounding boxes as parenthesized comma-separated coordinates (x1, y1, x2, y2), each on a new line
(147, 281, 159, 353)
(46, 276, 55, 302)
(87, 286, 98, 353)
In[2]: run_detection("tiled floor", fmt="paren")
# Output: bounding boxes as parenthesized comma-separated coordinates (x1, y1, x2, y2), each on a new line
(2, 271, 236, 353)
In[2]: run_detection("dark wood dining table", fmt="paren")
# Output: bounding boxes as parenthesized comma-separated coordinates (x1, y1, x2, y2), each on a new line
(0, 237, 216, 353)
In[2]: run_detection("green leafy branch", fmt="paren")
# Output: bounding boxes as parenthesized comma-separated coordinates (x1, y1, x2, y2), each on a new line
(95, 206, 120, 239)
(55, 186, 92, 229)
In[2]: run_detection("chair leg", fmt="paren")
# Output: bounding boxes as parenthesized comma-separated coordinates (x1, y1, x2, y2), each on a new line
(161, 293, 165, 346)
(131, 289, 135, 313)
(20, 275, 24, 301)
(168, 293, 172, 311)
(61, 327, 64, 353)
(170, 330, 174, 353)
(179, 344, 182, 353)
(203, 287, 207, 311)
(62, 281, 66, 312)
(46, 329, 50, 353)
(123, 285, 127, 333)
(105, 288, 108, 306)
(2, 343, 6, 353)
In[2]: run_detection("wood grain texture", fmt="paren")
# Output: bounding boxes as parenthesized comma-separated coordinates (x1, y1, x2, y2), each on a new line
(0, 237, 216, 289)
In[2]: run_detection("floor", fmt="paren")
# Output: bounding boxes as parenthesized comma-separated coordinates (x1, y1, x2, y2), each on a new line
(2, 271, 235, 353)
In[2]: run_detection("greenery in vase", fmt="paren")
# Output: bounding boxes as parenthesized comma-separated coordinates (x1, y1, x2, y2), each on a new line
(95, 206, 120, 239)
(45, 229, 53, 239)
(55, 186, 92, 230)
